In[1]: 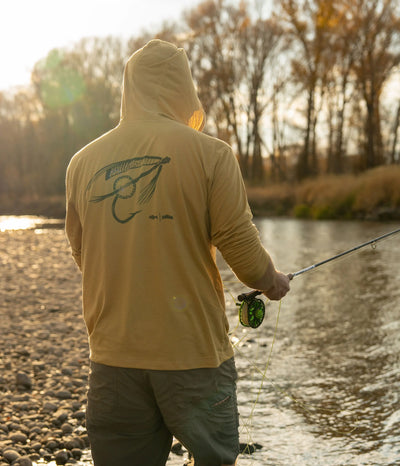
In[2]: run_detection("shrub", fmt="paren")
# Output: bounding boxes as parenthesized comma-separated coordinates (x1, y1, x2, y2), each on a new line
(293, 204, 311, 218)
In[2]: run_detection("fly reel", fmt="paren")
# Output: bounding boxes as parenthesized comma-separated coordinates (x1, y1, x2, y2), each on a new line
(237, 290, 265, 329)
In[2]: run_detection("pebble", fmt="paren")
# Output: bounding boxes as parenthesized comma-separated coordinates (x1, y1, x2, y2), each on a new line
(171, 441, 185, 456)
(61, 423, 74, 434)
(30, 441, 42, 451)
(55, 449, 71, 464)
(16, 372, 32, 390)
(72, 411, 85, 421)
(55, 390, 73, 400)
(43, 401, 58, 413)
(71, 448, 83, 459)
(32, 361, 46, 372)
(14, 456, 32, 466)
(45, 438, 60, 451)
(55, 410, 69, 423)
(3, 449, 20, 462)
(9, 432, 27, 444)
(64, 437, 84, 450)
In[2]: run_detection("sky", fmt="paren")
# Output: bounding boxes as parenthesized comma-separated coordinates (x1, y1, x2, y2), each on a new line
(1, 0, 202, 91)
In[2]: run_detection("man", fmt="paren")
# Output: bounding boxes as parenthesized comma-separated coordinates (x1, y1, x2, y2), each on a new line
(65, 39, 291, 466)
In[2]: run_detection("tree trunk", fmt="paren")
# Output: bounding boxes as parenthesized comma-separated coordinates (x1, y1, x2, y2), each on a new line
(296, 87, 314, 179)
(390, 101, 400, 164)
(364, 97, 383, 169)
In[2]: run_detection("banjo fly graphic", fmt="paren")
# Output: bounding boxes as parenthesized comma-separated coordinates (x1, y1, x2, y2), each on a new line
(86, 155, 171, 223)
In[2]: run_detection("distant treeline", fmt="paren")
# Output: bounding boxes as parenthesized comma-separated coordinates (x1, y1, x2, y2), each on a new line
(1, 0, 400, 204)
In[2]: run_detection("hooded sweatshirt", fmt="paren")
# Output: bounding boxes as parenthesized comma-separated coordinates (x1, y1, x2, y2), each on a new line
(65, 39, 273, 370)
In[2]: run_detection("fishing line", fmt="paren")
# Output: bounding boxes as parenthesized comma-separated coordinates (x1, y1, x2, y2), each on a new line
(234, 300, 283, 453)
(234, 340, 360, 438)
(229, 228, 400, 458)
(230, 310, 359, 461)
(231, 299, 360, 456)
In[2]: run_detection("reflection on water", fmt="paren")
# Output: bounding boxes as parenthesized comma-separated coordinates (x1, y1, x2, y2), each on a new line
(222, 219, 400, 465)
(0, 215, 64, 232)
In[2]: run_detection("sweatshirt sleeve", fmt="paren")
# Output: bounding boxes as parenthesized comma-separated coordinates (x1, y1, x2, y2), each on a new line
(65, 164, 82, 270)
(208, 146, 273, 288)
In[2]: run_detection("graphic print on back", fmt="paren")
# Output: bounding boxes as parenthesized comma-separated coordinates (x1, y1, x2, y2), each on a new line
(86, 156, 171, 223)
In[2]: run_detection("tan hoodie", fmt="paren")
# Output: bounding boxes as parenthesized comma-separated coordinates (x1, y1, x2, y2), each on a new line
(65, 39, 273, 370)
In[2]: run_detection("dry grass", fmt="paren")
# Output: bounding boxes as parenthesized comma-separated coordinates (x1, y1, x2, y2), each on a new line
(353, 166, 400, 212)
(246, 183, 295, 216)
(246, 165, 400, 220)
(294, 174, 357, 219)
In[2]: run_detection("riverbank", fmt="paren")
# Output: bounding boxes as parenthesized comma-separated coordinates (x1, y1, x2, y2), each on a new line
(1, 165, 400, 222)
(0, 228, 191, 466)
(0, 196, 66, 220)
(247, 165, 400, 221)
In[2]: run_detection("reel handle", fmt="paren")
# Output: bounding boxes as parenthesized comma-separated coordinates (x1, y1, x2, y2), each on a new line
(237, 290, 263, 302)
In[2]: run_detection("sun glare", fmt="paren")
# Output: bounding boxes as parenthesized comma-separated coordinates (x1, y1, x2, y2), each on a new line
(1, 0, 197, 91)
(0, 216, 40, 232)
(0, 216, 63, 232)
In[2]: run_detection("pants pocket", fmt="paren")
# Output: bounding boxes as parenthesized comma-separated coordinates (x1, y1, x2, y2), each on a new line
(86, 362, 118, 425)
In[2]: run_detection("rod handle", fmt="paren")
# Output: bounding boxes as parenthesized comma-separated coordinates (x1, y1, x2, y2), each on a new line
(237, 273, 294, 302)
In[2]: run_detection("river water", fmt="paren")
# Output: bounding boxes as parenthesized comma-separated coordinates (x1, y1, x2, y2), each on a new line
(2, 216, 400, 465)
(223, 218, 400, 466)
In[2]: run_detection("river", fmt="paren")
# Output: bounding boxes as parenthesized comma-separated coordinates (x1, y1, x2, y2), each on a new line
(223, 218, 400, 466)
(1, 216, 400, 465)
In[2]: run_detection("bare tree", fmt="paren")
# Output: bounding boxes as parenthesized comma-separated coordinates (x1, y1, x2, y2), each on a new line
(239, 15, 284, 181)
(350, 0, 400, 168)
(325, 1, 359, 173)
(184, 0, 284, 181)
(390, 99, 400, 163)
(278, 0, 354, 179)
(183, 0, 246, 156)
(0, 89, 42, 198)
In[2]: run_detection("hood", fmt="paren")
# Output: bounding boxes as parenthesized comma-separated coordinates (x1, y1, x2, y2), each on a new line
(120, 39, 205, 131)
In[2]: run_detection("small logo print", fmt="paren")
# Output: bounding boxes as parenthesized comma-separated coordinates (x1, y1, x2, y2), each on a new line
(149, 213, 174, 222)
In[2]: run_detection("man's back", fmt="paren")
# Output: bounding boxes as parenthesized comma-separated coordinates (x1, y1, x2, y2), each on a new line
(66, 39, 272, 371)
(67, 115, 243, 370)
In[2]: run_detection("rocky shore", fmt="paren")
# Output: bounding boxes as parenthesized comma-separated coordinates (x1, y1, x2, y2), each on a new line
(0, 226, 88, 465)
(0, 226, 189, 466)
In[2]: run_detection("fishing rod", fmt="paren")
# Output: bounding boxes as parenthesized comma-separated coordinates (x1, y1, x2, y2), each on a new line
(237, 227, 400, 328)
(290, 227, 400, 278)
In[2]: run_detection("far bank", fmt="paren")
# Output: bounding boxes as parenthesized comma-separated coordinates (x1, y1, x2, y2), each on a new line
(246, 165, 400, 221)
(1, 165, 400, 222)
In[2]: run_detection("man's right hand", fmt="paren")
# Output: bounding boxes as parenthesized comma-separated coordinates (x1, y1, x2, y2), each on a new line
(263, 271, 292, 301)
